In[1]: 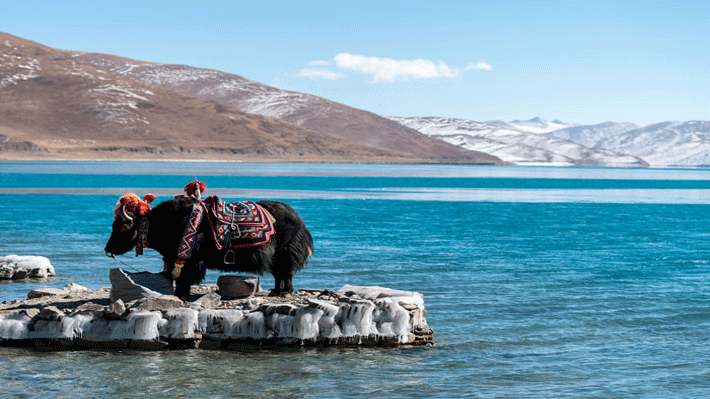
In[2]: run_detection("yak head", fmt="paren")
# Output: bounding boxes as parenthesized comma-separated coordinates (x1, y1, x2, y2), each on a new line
(104, 193, 156, 257)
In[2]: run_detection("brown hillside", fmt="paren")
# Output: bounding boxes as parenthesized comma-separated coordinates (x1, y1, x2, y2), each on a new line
(0, 32, 503, 163)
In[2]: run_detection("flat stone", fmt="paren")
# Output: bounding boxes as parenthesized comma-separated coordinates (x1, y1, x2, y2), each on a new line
(190, 293, 221, 310)
(64, 283, 88, 292)
(27, 288, 67, 299)
(74, 302, 105, 313)
(132, 295, 185, 312)
(38, 306, 64, 321)
(21, 308, 40, 318)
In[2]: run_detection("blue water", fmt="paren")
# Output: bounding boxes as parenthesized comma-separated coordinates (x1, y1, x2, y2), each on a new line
(2, 162, 710, 398)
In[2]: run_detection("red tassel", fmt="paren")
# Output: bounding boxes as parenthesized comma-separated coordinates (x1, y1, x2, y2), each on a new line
(143, 194, 156, 203)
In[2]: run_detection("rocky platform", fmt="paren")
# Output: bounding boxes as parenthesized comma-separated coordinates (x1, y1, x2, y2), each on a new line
(0, 280, 434, 351)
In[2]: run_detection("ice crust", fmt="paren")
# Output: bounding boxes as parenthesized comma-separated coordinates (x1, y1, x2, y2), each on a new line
(0, 286, 428, 345)
(0, 255, 56, 279)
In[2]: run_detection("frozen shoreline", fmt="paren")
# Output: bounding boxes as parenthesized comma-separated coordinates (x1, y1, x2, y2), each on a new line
(0, 280, 434, 350)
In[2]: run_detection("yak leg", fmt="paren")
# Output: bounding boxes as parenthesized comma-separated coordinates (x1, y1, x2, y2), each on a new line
(174, 278, 191, 299)
(172, 261, 206, 299)
(270, 273, 294, 296)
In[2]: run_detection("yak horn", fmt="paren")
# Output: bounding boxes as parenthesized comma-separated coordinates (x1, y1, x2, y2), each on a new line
(120, 204, 134, 223)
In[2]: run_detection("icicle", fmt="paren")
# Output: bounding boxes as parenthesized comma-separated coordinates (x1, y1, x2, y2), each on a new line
(339, 300, 376, 337)
(308, 299, 342, 339)
(293, 307, 323, 340)
(0, 312, 32, 339)
(228, 311, 266, 338)
(198, 309, 244, 335)
(108, 311, 162, 340)
(29, 314, 92, 339)
(159, 308, 199, 339)
(267, 313, 296, 339)
(373, 298, 411, 341)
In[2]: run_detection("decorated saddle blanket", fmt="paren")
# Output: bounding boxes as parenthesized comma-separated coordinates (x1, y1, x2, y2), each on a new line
(176, 195, 276, 263)
(202, 195, 276, 250)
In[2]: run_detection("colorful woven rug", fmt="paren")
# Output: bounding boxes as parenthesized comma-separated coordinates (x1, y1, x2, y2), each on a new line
(203, 195, 276, 250)
(176, 196, 276, 264)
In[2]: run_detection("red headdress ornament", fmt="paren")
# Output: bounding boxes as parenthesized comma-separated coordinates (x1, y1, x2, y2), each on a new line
(114, 193, 156, 220)
(184, 180, 207, 200)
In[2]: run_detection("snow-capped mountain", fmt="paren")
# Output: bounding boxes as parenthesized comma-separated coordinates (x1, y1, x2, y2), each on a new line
(489, 117, 574, 134)
(388, 117, 649, 167)
(546, 121, 710, 167)
(393, 116, 710, 167)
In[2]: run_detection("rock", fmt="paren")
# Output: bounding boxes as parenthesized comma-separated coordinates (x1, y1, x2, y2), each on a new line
(0, 265, 15, 279)
(217, 276, 260, 298)
(20, 308, 40, 318)
(74, 302, 105, 313)
(109, 268, 173, 302)
(12, 269, 28, 279)
(131, 295, 185, 312)
(190, 293, 221, 310)
(38, 306, 64, 320)
(64, 283, 88, 292)
(27, 288, 67, 299)
(29, 268, 47, 278)
(105, 299, 127, 320)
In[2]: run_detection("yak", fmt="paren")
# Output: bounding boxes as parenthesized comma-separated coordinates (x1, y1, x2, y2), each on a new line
(104, 184, 313, 298)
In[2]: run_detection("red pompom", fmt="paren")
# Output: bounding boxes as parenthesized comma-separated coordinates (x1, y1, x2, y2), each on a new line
(143, 194, 157, 203)
(114, 193, 154, 219)
(184, 180, 206, 199)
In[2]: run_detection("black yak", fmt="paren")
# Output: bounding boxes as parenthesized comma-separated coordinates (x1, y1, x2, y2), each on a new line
(104, 186, 313, 298)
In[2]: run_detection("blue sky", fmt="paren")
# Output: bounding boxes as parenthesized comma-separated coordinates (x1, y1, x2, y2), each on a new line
(2, 1, 709, 125)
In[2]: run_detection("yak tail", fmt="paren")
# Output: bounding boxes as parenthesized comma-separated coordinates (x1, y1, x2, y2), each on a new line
(290, 227, 314, 272)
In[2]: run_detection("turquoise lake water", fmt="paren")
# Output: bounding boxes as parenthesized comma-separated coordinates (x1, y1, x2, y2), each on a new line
(1, 161, 710, 398)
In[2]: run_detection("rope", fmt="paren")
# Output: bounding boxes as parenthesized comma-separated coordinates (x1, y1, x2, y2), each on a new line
(107, 253, 144, 273)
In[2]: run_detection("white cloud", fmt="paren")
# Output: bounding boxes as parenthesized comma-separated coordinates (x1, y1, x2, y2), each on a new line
(333, 53, 459, 82)
(297, 54, 491, 82)
(465, 61, 493, 71)
(298, 68, 344, 81)
(308, 60, 331, 66)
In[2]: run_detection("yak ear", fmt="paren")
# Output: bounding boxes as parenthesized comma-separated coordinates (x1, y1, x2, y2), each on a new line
(143, 194, 156, 204)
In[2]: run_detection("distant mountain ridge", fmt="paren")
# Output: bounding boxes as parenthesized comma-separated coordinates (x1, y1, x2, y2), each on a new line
(392, 116, 710, 167)
(0, 32, 501, 164)
(2, 31, 708, 167)
(545, 121, 710, 167)
(388, 117, 648, 167)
